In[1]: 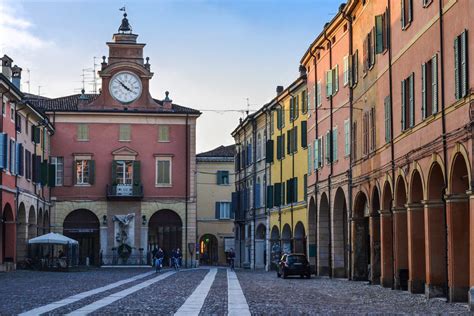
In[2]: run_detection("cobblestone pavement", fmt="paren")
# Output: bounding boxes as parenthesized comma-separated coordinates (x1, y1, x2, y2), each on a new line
(0, 267, 471, 315)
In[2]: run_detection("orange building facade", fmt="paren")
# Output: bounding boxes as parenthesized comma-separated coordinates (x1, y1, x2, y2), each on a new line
(302, 0, 474, 306)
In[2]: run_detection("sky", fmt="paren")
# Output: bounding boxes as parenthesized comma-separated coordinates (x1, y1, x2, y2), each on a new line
(0, 0, 336, 153)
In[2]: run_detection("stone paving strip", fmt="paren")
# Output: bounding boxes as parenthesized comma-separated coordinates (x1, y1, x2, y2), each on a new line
(199, 268, 228, 315)
(0, 269, 150, 315)
(18, 270, 156, 316)
(227, 269, 251, 316)
(174, 268, 217, 315)
(89, 269, 209, 315)
(66, 271, 175, 315)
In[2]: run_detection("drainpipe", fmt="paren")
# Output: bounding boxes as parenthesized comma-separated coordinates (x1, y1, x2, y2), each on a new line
(185, 114, 189, 268)
(309, 48, 319, 274)
(342, 9, 353, 280)
(288, 91, 295, 252)
(252, 118, 257, 269)
(264, 108, 268, 270)
(278, 102, 283, 254)
(387, 0, 397, 288)
(323, 29, 333, 278)
(243, 125, 247, 268)
(438, 0, 450, 300)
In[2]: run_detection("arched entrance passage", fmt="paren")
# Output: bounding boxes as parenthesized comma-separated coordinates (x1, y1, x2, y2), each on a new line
(63, 209, 100, 265)
(294, 222, 306, 254)
(380, 181, 394, 288)
(352, 192, 369, 281)
(270, 225, 280, 269)
(394, 176, 409, 290)
(408, 169, 426, 293)
(27, 206, 36, 241)
(199, 234, 218, 265)
(37, 208, 43, 236)
(255, 224, 266, 268)
(281, 224, 292, 254)
(425, 162, 447, 298)
(308, 197, 317, 269)
(333, 188, 348, 278)
(370, 186, 381, 284)
(16, 203, 27, 262)
(318, 193, 330, 276)
(2, 204, 15, 263)
(148, 209, 182, 266)
(447, 153, 470, 302)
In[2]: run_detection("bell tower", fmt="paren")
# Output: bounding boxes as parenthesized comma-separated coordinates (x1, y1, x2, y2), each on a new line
(85, 12, 161, 111)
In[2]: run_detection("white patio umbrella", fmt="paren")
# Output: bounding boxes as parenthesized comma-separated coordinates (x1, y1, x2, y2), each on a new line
(28, 232, 78, 245)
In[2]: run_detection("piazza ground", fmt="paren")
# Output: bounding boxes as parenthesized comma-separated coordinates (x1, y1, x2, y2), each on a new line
(0, 268, 469, 315)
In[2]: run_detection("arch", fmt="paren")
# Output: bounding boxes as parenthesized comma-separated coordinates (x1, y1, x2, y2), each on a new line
(2, 203, 15, 262)
(43, 211, 50, 234)
(410, 169, 424, 204)
(256, 224, 266, 240)
(199, 234, 218, 265)
(333, 187, 348, 277)
(308, 196, 317, 269)
(281, 224, 292, 254)
(380, 180, 394, 287)
(63, 209, 100, 265)
(352, 191, 369, 280)
(27, 206, 36, 241)
(393, 175, 409, 290)
(425, 160, 447, 297)
(446, 152, 470, 301)
(16, 203, 27, 262)
(37, 208, 43, 236)
(148, 209, 183, 266)
(370, 186, 381, 284)
(255, 223, 266, 268)
(448, 143, 471, 194)
(382, 181, 392, 211)
(318, 192, 330, 275)
(294, 221, 306, 254)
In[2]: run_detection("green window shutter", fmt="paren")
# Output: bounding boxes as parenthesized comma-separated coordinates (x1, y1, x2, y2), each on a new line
(409, 73, 415, 127)
(133, 161, 141, 185)
(267, 185, 274, 208)
(281, 182, 286, 205)
(265, 140, 274, 163)
(295, 96, 299, 119)
(432, 54, 438, 114)
(422, 63, 427, 119)
(314, 139, 319, 170)
(48, 163, 56, 188)
(293, 126, 298, 152)
(72, 160, 77, 185)
(34, 127, 40, 144)
(303, 175, 307, 200)
(301, 121, 307, 148)
(286, 179, 291, 204)
(326, 70, 333, 97)
(89, 160, 95, 185)
(293, 177, 298, 203)
(461, 30, 468, 97)
(282, 134, 285, 158)
(401, 79, 406, 130)
(274, 183, 281, 206)
(277, 136, 282, 160)
(217, 170, 223, 184)
(454, 36, 460, 99)
(289, 98, 294, 121)
(375, 15, 383, 53)
(40, 160, 48, 185)
(408, 0, 413, 23)
(215, 202, 220, 219)
(111, 160, 117, 184)
(333, 128, 338, 161)
(401, 0, 405, 28)
(287, 130, 291, 154)
(325, 131, 330, 163)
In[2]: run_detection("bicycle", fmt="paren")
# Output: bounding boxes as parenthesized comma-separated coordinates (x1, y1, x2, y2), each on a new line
(172, 257, 180, 271)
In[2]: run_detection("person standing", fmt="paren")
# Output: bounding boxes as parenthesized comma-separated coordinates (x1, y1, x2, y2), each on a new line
(228, 248, 235, 271)
(155, 248, 164, 273)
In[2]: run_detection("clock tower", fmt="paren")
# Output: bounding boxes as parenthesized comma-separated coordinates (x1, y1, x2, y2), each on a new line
(86, 13, 162, 110)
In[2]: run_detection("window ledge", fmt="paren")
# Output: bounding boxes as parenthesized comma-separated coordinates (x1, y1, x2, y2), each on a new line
(119, 140, 131, 142)
(77, 139, 89, 142)
(158, 140, 171, 143)
(155, 184, 172, 188)
(74, 184, 91, 187)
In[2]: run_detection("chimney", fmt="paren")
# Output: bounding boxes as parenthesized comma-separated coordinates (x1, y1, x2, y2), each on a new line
(299, 64, 307, 77)
(162, 91, 172, 110)
(276, 86, 284, 95)
(1, 55, 13, 81)
(11, 65, 22, 90)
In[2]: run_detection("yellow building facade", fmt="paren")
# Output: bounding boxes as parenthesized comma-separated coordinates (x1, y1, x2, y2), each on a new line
(267, 74, 308, 266)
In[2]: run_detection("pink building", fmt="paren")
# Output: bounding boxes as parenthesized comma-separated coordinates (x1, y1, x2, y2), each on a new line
(28, 14, 200, 266)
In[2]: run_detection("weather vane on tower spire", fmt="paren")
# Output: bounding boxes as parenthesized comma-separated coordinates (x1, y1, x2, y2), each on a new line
(118, 6, 132, 34)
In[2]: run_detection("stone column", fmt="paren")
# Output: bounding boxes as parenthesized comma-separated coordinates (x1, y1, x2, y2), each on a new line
(16, 222, 28, 261)
(351, 217, 368, 281)
(369, 214, 381, 285)
(393, 207, 408, 290)
(423, 200, 447, 298)
(379, 210, 393, 288)
(407, 203, 425, 294)
(100, 226, 108, 264)
(446, 194, 469, 302)
(141, 225, 148, 265)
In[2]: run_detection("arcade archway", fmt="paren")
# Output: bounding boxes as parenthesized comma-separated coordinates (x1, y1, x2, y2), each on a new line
(281, 224, 292, 254)
(270, 225, 280, 268)
(148, 209, 182, 266)
(255, 224, 266, 267)
(352, 192, 369, 281)
(63, 209, 100, 265)
(333, 188, 348, 278)
(2, 204, 15, 263)
(294, 221, 306, 254)
(16, 203, 27, 262)
(199, 234, 218, 265)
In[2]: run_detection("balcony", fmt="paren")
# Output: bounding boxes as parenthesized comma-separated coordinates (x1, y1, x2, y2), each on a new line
(106, 184, 143, 200)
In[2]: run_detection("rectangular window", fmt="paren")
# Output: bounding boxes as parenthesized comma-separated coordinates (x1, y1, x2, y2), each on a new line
(51, 157, 64, 186)
(384, 96, 391, 143)
(401, 73, 415, 131)
(325, 131, 330, 164)
(343, 55, 349, 86)
(76, 160, 90, 185)
(308, 143, 312, 175)
(9, 139, 14, 174)
(326, 70, 333, 98)
(314, 139, 319, 170)
(316, 81, 322, 106)
(218, 202, 231, 219)
(352, 121, 358, 160)
(370, 107, 376, 152)
(401, 0, 413, 30)
(77, 124, 89, 141)
(344, 119, 350, 156)
(301, 89, 308, 113)
(15, 114, 22, 133)
(119, 124, 131, 141)
(156, 157, 172, 186)
(116, 160, 133, 185)
(25, 150, 31, 180)
(158, 125, 170, 142)
(363, 112, 369, 156)
(333, 127, 338, 161)
(422, 55, 438, 119)
(217, 170, 230, 185)
(454, 30, 468, 100)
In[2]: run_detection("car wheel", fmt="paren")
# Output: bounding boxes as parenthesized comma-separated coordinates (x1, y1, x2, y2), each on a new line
(300, 274, 304, 278)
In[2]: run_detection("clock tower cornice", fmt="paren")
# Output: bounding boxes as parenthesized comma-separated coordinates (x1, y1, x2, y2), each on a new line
(99, 62, 153, 79)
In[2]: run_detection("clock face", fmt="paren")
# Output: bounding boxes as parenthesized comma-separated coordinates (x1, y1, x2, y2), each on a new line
(109, 71, 142, 104)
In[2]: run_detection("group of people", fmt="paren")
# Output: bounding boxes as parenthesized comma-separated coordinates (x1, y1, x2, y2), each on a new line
(151, 247, 182, 272)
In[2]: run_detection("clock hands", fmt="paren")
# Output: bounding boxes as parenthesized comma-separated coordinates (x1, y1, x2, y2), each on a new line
(117, 80, 132, 92)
